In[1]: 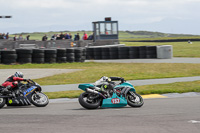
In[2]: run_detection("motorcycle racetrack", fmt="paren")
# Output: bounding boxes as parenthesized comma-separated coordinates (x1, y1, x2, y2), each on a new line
(1, 58, 200, 133)
(0, 96, 200, 133)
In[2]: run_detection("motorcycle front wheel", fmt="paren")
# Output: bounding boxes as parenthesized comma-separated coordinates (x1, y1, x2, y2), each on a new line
(79, 92, 102, 109)
(127, 92, 144, 107)
(0, 97, 6, 109)
(31, 92, 49, 107)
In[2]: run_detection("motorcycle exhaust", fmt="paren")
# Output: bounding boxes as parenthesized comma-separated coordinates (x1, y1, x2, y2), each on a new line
(85, 88, 106, 99)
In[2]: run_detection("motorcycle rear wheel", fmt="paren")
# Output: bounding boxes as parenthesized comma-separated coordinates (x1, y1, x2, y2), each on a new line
(127, 92, 144, 107)
(0, 98, 6, 109)
(79, 92, 101, 109)
(31, 92, 49, 107)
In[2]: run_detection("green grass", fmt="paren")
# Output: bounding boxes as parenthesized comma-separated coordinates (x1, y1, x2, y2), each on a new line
(44, 80, 200, 99)
(122, 41, 200, 57)
(45, 90, 83, 99)
(1, 62, 200, 85)
(137, 80, 200, 95)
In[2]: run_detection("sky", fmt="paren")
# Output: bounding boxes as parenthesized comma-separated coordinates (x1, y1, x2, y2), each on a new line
(0, 0, 200, 35)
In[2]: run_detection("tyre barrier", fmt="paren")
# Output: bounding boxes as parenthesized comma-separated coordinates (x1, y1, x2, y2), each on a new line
(66, 48, 75, 63)
(86, 48, 94, 60)
(32, 49, 45, 63)
(86, 45, 166, 60)
(0, 45, 170, 64)
(57, 48, 67, 63)
(146, 46, 157, 58)
(1, 50, 17, 64)
(0, 51, 1, 63)
(75, 48, 86, 62)
(94, 48, 102, 60)
(16, 49, 33, 64)
(101, 47, 110, 59)
(118, 46, 129, 59)
(109, 47, 119, 59)
(129, 46, 139, 59)
(44, 49, 57, 63)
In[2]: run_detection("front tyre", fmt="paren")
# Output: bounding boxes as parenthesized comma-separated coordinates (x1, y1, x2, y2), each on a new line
(127, 92, 144, 107)
(31, 92, 49, 107)
(79, 92, 101, 109)
(0, 98, 6, 109)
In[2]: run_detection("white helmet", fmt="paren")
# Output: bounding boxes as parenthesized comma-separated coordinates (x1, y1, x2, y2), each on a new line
(14, 72, 24, 78)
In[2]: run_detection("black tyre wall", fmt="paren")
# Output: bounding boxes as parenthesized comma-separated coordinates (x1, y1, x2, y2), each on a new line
(118, 47, 129, 59)
(16, 49, 33, 64)
(32, 49, 45, 64)
(109, 47, 119, 59)
(93, 48, 102, 60)
(139, 46, 147, 58)
(129, 46, 139, 59)
(75, 48, 86, 62)
(44, 49, 57, 63)
(57, 48, 67, 63)
(1, 50, 17, 64)
(66, 48, 75, 63)
(86, 48, 94, 59)
(146, 46, 157, 58)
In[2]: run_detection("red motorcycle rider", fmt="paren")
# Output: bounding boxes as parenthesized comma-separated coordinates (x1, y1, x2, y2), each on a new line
(1, 72, 27, 94)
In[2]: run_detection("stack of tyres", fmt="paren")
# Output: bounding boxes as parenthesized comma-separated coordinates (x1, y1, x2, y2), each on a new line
(101, 47, 110, 59)
(44, 49, 57, 63)
(66, 48, 75, 63)
(118, 47, 129, 59)
(139, 46, 147, 58)
(94, 48, 102, 60)
(129, 46, 139, 59)
(16, 49, 32, 64)
(146, 46, 157, 58)
(109, 47, 119, 59)
(57, 49, 67, 63)
(86, 48, 94, 60)
(82, 48, 86, 62)
(75, 48, 85, 62)
(32, 49, 45, 63)
(1, 50, 17, 64)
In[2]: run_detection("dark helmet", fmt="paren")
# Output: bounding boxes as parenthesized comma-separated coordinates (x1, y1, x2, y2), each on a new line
(14, 72, 24, 78)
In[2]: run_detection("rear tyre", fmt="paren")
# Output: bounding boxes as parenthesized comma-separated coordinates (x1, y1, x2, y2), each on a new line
(31, 92, 49, 107)
(127, 92, 144, 107)
(0, 98, 6, 109)
(78, 92, 101, 109)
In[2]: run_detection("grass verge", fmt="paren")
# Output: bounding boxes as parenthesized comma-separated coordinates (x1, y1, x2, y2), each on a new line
(44, 80, 200, 99)
(1, 62, 200, 85)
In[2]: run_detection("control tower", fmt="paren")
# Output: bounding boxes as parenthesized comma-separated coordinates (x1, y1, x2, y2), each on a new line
(92, 17, 118, 42)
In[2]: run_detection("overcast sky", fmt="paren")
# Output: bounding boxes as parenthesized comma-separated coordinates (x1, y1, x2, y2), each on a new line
(0, 0, 200, 35)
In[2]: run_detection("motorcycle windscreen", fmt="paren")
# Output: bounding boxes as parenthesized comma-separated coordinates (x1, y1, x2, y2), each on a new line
(101, 93, 127, 108)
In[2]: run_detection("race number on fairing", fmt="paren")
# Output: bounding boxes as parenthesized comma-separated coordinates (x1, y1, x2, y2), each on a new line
(111, 98, 120, 104)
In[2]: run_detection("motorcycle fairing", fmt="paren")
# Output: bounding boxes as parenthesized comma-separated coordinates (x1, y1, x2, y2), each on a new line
(78, 84, 95, 91)
(114, 82, 136, 92)
(7, 96, 31, 106)
(101, 93, 127, 108)
(23, 86, 37, 97)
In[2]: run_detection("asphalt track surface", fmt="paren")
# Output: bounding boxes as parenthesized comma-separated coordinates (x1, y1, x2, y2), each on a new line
(0, 96, 200, 133)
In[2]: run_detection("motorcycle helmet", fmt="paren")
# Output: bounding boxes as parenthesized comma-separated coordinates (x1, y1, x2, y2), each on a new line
(14, 72, 24, 78)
